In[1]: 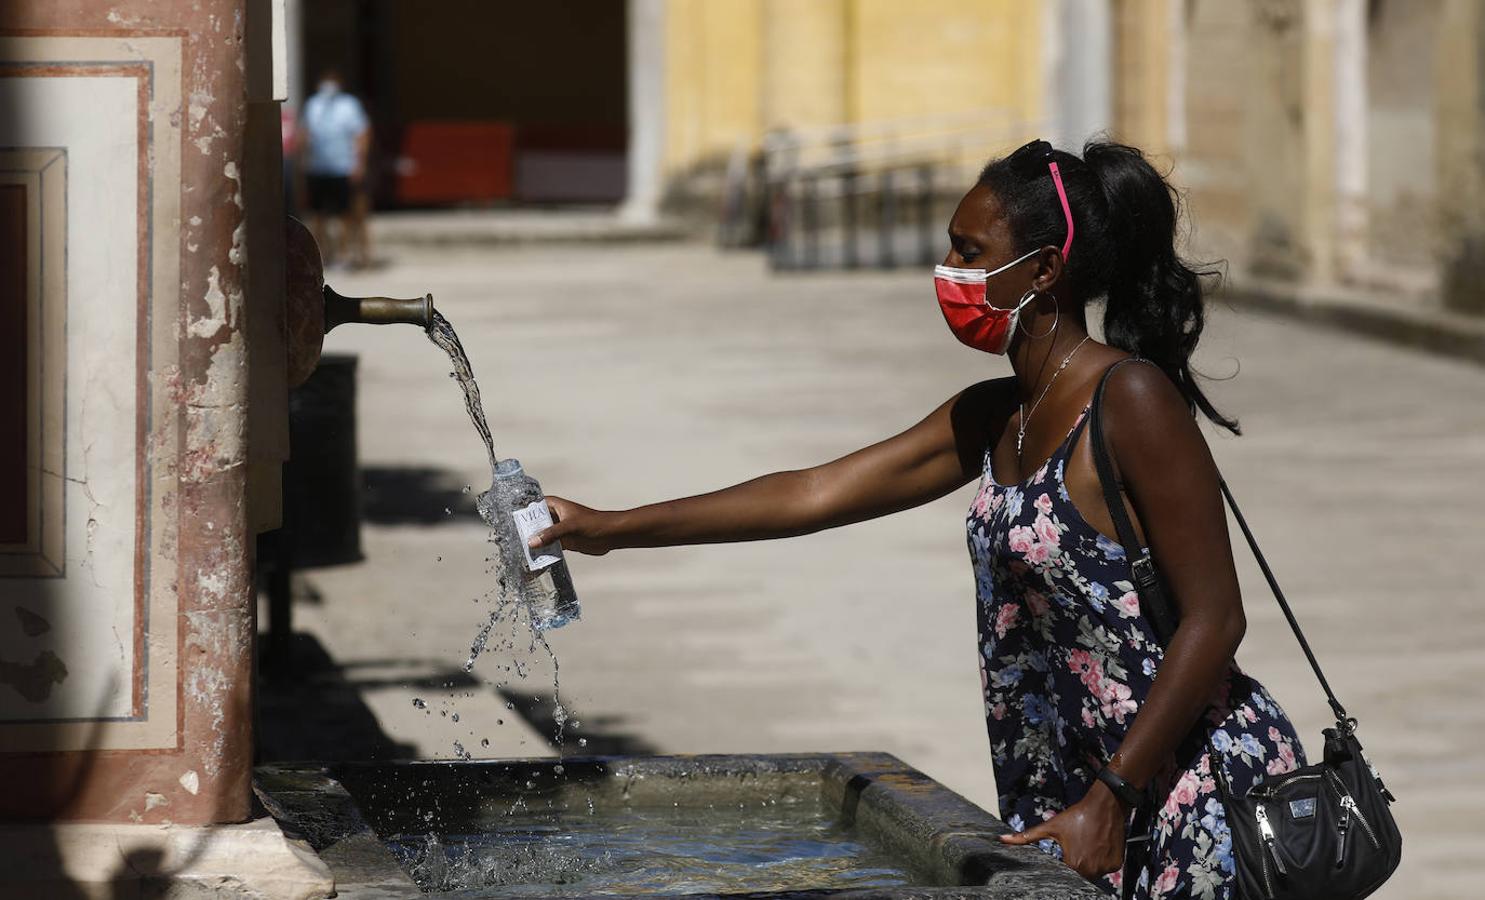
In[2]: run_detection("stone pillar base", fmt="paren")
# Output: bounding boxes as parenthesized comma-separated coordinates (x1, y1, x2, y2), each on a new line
(0, 817, 333, 899)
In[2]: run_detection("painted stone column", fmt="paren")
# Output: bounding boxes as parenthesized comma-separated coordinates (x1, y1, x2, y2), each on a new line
(1244, 0, 1340, 283)
(619, 0, 666, 224)
(1044, 0, 1113, 152)
(1437, 0, 1485, 313)
(0, 0, 256, 825)
(1332, 0, 1368, 282)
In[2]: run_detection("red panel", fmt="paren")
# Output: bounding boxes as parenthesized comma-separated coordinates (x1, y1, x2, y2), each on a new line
(0, 185, 25, 545)
(395, 120, 515, 206)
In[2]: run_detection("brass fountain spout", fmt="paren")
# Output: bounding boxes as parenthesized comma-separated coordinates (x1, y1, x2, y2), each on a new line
(324, 286, 434, 332)
(285, 216, 436, 386)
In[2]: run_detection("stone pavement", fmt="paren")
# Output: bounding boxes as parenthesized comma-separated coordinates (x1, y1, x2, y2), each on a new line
(367, 208, 688, 248)
(279, 242, 1484, 900)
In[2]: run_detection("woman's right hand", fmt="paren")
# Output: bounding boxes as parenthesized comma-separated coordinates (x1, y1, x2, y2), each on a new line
(532, 496, 619, 556)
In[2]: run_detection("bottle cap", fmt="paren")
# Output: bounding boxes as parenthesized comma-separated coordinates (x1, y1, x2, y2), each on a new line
(494, 458, 524, 479)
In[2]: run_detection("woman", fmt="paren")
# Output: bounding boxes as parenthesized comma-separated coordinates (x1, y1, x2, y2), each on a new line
(530, 139, 1304, 899)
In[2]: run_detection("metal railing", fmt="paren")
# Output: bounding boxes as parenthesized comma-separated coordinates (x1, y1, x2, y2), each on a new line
(720, 108, 1038, 271)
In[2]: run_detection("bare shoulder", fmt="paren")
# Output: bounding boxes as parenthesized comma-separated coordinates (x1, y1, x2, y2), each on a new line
(1101, 359, 1207, 454)
(1103, 359, 1190, 418)
(956, 376, 1017, 413)
(947, 377, 1016, 470)
(950, 376, 1019, 431)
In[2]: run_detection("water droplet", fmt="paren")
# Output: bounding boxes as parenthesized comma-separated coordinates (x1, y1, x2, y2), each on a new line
(444, 507, 452, 516)
(481, 738, 490, 748)
(497, 718, 504, 725)
(462, 485, 472, 494)
(412, 698, 427, 709)
(553, 764, 565, 776)
(578, 738, 588, 748)
(440, 710, 447, 717)
(505, 700, 514, 710)
(436, 555, 443, 562)
(451, 712, 460, 723)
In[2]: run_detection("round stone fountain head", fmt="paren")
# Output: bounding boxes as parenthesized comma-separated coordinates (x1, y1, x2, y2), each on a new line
(285, 216, 436, 386)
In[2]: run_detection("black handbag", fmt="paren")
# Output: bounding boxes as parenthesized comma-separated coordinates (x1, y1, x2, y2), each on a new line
(1087, 361, 1402, 900)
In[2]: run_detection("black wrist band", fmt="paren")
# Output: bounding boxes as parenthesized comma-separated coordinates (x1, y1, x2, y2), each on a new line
(1096, 766, 1147, 810)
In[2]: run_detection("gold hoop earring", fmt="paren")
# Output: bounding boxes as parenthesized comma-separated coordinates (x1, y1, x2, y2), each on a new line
(1019, 292, 1058, 339)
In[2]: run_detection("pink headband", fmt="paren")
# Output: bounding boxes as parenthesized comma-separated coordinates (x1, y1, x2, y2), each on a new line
(1048, 161, 1074, 261)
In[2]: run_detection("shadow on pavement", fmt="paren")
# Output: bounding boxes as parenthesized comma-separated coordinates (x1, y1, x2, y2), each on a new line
(256, 631, 425, 762)
(361, 465, 478, 526)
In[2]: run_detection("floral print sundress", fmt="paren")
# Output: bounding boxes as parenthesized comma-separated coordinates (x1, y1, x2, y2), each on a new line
(968, 394, 1306, 899)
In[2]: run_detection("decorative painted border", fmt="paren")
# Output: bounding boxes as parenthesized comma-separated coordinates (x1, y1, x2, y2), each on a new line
(0, 35, 181, 751)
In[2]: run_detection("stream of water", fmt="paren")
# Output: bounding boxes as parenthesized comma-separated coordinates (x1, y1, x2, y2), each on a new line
(429, 311, 500, 477)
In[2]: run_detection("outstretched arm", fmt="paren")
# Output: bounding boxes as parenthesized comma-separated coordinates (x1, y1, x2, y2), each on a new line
(533, 380, 1005, 555)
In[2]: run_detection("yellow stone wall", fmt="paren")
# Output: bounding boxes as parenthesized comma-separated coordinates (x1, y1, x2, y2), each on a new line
(1111, 0, 1172, 157)
(664, 0, 763, 172)
(1178, 0, 1253, 268)
(666, 0, 1470, 308)
(847, 0, 1041, 127)
(661, 0, 1045, 174)
(761, 0, 849, 132)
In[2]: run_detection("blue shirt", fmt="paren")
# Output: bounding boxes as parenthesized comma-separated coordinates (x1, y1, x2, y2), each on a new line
(302, 88, 369, 177)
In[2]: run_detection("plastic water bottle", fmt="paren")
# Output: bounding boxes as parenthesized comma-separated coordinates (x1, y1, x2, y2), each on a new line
(480, 459, 580, 631)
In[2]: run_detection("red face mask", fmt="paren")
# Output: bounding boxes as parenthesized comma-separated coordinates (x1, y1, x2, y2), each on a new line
(937, 148, 1076, 354)
(933, 248, 1040, 354)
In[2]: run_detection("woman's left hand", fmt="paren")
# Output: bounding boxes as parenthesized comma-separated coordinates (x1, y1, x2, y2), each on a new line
(997, 781, 1129, 880)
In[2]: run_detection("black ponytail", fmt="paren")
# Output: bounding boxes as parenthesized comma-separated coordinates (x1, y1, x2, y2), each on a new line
(978, 139, 1237, 434)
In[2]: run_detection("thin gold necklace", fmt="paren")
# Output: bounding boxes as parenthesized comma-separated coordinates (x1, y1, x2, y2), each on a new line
(1017, 335, 1092, 457)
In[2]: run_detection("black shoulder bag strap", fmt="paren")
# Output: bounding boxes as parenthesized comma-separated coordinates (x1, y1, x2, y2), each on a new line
(1090, 359, 1351, 900)
(1087, 360, 1180, 646)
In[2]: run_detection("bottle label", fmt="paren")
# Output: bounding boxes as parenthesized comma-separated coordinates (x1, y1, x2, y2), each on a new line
(511, 500, 561, 572)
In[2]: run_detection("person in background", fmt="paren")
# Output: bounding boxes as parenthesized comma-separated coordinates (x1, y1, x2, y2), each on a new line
(280, 103, 299, 219)
(300, 69, 370, 268)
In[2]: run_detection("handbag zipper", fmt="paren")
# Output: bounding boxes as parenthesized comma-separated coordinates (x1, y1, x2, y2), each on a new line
(1254, 771, 1323, 797)
(1325, 770, 1381, 849)
(1254, 802, 1284, 897)
(1335, 799, 1351, 867)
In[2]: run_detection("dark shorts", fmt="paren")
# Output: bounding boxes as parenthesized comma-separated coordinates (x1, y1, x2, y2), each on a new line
(306, 174, 352, 215)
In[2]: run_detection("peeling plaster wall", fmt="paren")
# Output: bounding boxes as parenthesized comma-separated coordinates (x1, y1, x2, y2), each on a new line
(0, 0, 257, 825)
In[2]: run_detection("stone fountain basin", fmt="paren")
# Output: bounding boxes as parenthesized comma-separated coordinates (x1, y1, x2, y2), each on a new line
(255, 753, 1104, 899)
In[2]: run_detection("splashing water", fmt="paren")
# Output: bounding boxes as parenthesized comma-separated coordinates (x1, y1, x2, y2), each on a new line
(425, 308, 573, 757)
